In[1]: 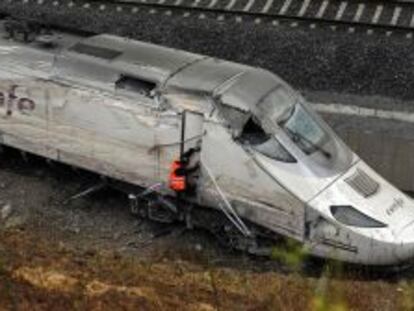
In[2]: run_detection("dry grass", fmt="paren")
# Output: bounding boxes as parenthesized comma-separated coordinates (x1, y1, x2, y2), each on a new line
(0, 229, 409, 311)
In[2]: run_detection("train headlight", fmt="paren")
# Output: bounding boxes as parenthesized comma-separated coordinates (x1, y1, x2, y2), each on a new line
(330, 205, 387, 228)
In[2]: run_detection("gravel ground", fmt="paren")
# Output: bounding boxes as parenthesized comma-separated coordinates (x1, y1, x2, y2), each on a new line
(0, 147, 194, 259)
(1, 0, 414, 111)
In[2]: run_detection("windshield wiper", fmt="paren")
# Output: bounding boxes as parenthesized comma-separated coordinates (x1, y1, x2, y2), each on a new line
(283, 127, 332, 159)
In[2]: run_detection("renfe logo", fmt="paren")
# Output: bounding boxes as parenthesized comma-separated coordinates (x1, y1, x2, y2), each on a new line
(0, 85, 36, 116)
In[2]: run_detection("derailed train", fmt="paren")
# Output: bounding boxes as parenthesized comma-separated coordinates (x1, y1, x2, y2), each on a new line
(1, 23, 414, 266)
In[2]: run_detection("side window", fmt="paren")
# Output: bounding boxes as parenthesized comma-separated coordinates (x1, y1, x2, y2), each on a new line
(217, 104, 251, 137)
(115, 75, 156, 98)
(239, 117, 297, 163)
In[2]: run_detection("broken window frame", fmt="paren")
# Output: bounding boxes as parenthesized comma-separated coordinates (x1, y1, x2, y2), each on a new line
(115, 75, 157, 98)
(238, 116, 297, 163)
(162, 90, 215, 115)
(214, 99, 296, 163)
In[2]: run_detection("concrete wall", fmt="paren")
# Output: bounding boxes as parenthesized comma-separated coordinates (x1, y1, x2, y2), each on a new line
(323, 112, 414, 192)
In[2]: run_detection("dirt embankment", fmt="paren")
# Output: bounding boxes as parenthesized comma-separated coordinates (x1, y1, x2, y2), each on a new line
(0, 149, 411, 310)
(0, 228, 405, 311)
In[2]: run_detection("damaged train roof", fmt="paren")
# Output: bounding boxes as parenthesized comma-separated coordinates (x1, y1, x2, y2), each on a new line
(0, 27, 296, 112)
(71, 35, 298, 112)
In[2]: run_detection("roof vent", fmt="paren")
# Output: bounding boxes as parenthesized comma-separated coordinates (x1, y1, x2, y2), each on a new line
(69, 43, 122, 60)
(345, 169, 379, 198)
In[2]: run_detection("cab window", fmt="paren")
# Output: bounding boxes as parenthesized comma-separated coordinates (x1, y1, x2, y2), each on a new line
(279, 104, 330, 157)
(239, 117, 296, 163)
(216, 101, 296, 163)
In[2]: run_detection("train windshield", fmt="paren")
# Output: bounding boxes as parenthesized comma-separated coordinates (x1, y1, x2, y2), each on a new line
(278, 103, 329, 157)
(254, 86, 353, 172)
(255, 86, 331, 157)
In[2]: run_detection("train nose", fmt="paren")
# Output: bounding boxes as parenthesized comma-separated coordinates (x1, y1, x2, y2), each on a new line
(395, 223, 414, 263)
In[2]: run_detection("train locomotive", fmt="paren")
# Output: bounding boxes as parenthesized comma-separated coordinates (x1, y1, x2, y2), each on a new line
(1, 20, 414, 266)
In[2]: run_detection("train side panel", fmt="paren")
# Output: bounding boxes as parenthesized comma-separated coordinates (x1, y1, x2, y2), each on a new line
(0, 70, 182, 189)
(200, 122, 306, 240)
(0, 73, 58, 160)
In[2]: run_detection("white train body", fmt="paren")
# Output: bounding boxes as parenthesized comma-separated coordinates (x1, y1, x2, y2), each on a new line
(1, 27, 414, 265)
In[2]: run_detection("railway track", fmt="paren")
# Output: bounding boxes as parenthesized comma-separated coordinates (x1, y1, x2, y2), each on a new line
(5, 0, 414, 35)
(81, 0, 414, 35)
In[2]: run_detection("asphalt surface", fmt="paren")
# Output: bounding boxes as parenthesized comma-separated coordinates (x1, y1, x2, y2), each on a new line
(1, 0, 414, 111)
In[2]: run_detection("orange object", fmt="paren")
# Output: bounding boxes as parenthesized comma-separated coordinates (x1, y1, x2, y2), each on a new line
(169, 160, 186, 192)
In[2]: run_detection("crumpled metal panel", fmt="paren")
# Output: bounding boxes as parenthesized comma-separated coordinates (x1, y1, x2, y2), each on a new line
(219, 68, 281, 112)
(61, 34, 204, 85)
(164, 56, 291, 114)
(218, 104, 250, 134)
(164, 57, 246, 94)
(199, 122, 305, 240)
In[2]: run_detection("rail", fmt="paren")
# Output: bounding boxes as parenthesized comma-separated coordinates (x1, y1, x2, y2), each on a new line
(97, 0, 414, 32)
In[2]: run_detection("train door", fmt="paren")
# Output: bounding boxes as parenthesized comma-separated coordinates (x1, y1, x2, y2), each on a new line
(155, 110, 204, 188)
(180, 110, 204, 161)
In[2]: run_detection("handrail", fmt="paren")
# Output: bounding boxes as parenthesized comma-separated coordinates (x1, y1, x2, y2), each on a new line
(201, 161, 252, 237)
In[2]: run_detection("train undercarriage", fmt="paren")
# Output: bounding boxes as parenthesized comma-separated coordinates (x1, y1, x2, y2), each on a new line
(113, 178, 282, 257)
(0, 144, 282, 258)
